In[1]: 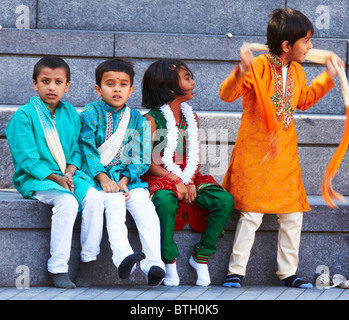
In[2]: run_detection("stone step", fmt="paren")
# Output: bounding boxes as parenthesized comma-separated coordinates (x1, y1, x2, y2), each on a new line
(1, 0, 349, 289)
(2, 108, 349, 197)
(0, 27, 347, 112)
(0, 189, 348, 287)
(3, 0, 349, 39)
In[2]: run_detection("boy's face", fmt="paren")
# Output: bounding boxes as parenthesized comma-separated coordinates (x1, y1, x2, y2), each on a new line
(95, 71, 134, 110)
(284, 30, 313, 64)
(33, 67, 70, 109)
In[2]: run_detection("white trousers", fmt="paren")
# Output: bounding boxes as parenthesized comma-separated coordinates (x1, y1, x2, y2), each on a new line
(228, 211, 303, 280)
(102, 188, 164, 275)
(35, 187, 104, 274)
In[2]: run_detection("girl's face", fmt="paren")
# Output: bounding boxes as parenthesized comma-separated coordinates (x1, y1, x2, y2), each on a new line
(177, 67, 195, 102)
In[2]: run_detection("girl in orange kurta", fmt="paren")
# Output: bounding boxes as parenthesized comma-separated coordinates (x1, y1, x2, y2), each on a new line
(220, 8, 342, 289)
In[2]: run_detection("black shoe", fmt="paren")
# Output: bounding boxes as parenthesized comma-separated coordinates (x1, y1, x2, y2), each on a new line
(222, 274, 243, 288)
(75, 261, 96, 287)
(48, 272, 76, 289)
(148, 266, 166, 286)
(118, 252, 146, 279)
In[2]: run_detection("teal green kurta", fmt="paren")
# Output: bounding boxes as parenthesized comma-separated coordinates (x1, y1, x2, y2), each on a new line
(79, 101, 151, 191)
(5, 97, 93, 207)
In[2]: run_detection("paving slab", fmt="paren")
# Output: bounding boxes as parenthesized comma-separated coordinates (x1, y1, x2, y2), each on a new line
(0, 285, 349, 300)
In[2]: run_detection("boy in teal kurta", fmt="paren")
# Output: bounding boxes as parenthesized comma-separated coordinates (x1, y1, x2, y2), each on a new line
(79, 58, 165, 286)
(5, 56, 104, 289)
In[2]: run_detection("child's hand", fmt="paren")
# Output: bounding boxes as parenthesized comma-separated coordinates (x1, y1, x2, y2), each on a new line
(100, 177, 120, 193)
(63, 165, 77, 192)
(47, 173, 72, 192)
(120, 185, 130, 202)
(239, 43, 254, 74)
(63, 172, 74, 193)
(175, 180, 188, 201)
(96, 172, 119, 193)
(118, 177, 130, 202)
(185, 184, 197, 203)
(326, 55, 345, 79)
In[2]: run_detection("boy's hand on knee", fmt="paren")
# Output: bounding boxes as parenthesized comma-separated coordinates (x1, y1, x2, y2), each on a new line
(96, 173, 119, 193)
(63, 173, 74, 193)
(46, 173, 71, 191)
(118, 177, 130, 201)
(101, 179, 119, 193)
(121, 185, 130, 202)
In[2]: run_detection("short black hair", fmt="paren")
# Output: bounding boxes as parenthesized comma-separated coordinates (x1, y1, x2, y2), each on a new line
(95, 58, 135, 87)
(142, 58, 194, 109)
(33, 56, 70, 83)
(266, 8, 314, 56)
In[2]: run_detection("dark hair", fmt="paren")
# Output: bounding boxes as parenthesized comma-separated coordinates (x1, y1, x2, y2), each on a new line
(32, 56, 70, 83)
(266, 8, 314, 56)
(142, 58, 194, 109)
(95, 58, 135, 87)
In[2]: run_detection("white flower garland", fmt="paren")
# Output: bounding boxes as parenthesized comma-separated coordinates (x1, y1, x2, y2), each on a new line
(159, 103, 199, 185)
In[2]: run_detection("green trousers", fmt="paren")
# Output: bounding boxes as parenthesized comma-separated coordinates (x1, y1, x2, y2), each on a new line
(152, 186, 234, 264)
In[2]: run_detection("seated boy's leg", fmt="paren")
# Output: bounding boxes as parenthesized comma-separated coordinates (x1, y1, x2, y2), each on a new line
(79, 187, 104, 263)
(34, 189, 78, 289)
(102, 191, 144, 278)
(126, 188, 165, 286)
(75, 187, 104, 287)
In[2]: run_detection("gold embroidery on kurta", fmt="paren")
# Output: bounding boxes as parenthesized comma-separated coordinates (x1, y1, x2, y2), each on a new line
(267, 53, 295, 130)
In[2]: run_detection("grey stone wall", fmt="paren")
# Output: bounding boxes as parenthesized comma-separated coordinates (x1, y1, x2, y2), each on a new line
(0, 0, 348, 113)
(1, 1, 349, 287)
(1, 190, 348, 286)
(2, 109, 349, 198)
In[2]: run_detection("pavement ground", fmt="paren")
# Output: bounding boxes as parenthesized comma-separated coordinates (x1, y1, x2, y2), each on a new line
(1, 284, 348, 301)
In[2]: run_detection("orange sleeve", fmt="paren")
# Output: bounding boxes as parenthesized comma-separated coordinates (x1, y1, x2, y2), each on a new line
(297, 68, 335, 111)
(219, 65, 253, 103)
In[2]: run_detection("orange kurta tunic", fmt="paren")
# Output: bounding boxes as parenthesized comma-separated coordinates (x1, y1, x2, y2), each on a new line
(220, 53, 335, 214)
